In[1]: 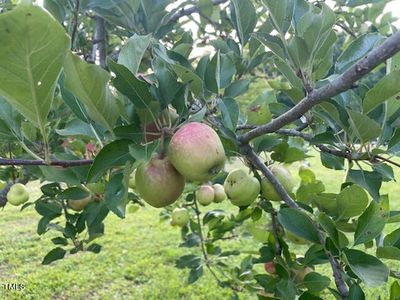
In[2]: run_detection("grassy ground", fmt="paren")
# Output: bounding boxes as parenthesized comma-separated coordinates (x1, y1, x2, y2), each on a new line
(0, 152, 399, 299)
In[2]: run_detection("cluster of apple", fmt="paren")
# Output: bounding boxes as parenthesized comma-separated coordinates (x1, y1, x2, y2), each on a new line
(131, 121, 297, 224)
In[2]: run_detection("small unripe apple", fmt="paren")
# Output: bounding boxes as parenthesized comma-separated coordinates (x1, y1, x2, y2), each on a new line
(7, 183, 29, 206)
(261, 165, 294, 202)
(196, 185, 215, 206)
(224, 169, 260, 206)
(171, 207, 190, 227)
(136, 155, 185, 208)
(0, 180, 7, 190)
(169, 122, 225, 182)
(264, 261, 276, 274)
(212, 183, 227, 203)
(67, 196, 93, 212)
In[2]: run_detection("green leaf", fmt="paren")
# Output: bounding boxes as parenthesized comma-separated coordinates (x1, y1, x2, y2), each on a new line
(42, 247, 66, 265)
(303, 272, 330, 293)
(253, 33, 287, 61)
(57, 187, 90, 201)
(320, 152, 345, 170)
(217, 97, 239, 131)
(56, 119, 98, 138)
(230, 0, 257, 46)
(344, 249, 389, 287)
(384, 228, 400, 247)
(35, 201, 62, 218)
(188, 265, 203, 284)
(105, 169, 131, 219)
(347, 170, 382, 201)
(118, 34, 151, 75)
(224, 79, 250, 98)
(0, 5, 69, 133)
(51, 237, 68, 246)
(278, 208, 320, 243)
(85, 0, 141, 31)
(363, 70, 400, 113)
(87, 243, 102, 254)
(376, 246, 400, 260)
(346, 110, 381, 143)
(171, 64, 203, 96)
(336, 33, 383, 73)
(319, 213, 348, 249)
(336, 185, 369, 221)
(348, 284, 365, 300)
(176, 255, 202, 269)
(129, 140, 159, 161)
(390, 281, 400, 300)
(354, 201, 387, 245)
(87, 140, 134, 183)
(262, 0, 295, 34)
(64, 52, 118, 131)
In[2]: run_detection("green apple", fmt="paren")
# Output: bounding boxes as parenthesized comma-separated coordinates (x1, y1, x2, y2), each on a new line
(169, 122, 225, 182)
(261, 165, 294, 202)
(0, 180, 7, 190)
(68, 196, 93, 212)
(136, 155, 185, 208)
(129, 171, 136, 189)
(7, 183, 29, 206)
(171, 207, 190, 227)
(196, 185, 215, 206)
(212, 183, 227, 203)
(86, 182, 106, 194)
(224, 169, 260, 206)
(286, 230, 309, 245)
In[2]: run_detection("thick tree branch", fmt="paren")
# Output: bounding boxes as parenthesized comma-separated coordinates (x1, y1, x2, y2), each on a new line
(0, 158, 93, 167)
(239, 31, 400, 144)
(168, 0, 229, 23)
(241, 144, 349, 298)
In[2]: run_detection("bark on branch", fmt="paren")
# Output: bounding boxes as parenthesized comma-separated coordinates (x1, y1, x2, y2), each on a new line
(239, 31, 400, 144)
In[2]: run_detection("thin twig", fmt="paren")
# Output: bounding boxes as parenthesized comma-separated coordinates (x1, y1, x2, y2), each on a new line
(0, 158, 93, 167)
(193, 198, 222, 285)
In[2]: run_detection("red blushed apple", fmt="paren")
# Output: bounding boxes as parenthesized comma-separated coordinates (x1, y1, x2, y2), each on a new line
(169, 122, 225, 182)
(264, 261, 276, 275)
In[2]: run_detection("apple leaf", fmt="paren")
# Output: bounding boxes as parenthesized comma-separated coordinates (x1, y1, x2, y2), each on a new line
(278, 208, 320, 243)
(0, 5, 69, 133)
(42, 247, 66, 265)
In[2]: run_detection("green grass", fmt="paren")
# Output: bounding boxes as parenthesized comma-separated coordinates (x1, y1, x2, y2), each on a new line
(0, 152, 399, 299)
